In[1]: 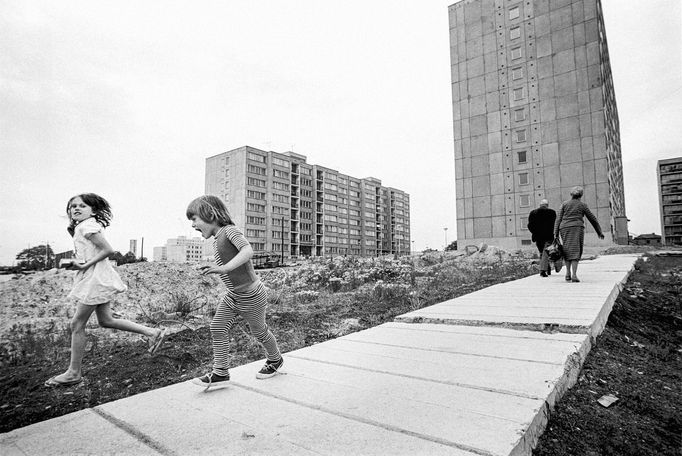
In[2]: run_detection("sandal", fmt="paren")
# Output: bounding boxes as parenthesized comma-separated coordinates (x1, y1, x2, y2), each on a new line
(148, 328, 167, 354)
(45, 376, 83, 387)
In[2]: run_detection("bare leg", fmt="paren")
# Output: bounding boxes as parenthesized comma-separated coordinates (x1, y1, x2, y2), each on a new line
(95, 303, 158, 338)
(571, 260, 579, 280)
(53, 304, 97, 382)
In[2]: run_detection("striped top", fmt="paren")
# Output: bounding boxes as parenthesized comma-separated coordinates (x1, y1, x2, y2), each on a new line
(213, 225, 260, 293)
(553, 199, 603, 237)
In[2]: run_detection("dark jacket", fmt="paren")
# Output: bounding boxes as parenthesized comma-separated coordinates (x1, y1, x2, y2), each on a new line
(528, 206, 556, 242)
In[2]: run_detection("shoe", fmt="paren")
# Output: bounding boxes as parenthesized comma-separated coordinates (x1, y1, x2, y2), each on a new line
(547, 270, 551, 276)
(572, 277, 580, 282)
(45, 375, 83, 387)
(192, 372, 230, 391)
(148, 328, 167, 354)
(256, 358, 283, 379)
(565, 275, 572, 281)
(540, 271, 548, 277)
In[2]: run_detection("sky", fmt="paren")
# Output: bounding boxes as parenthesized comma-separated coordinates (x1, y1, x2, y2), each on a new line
(1, 0, 681, 265)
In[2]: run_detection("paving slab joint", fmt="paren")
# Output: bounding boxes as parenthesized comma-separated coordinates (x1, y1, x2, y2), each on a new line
(92, 407, 174, 456)
(392, 316, 591, 335)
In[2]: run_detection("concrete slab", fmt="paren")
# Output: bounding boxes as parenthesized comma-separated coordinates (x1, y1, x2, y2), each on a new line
(0, 409, 159, 455)
(396, 254, 639, 336)
(98, 376, 478, 456)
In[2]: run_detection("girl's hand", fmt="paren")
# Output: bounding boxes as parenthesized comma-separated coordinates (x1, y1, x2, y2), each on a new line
(69, 261, 88, 271)
(197, 264, 227, 275)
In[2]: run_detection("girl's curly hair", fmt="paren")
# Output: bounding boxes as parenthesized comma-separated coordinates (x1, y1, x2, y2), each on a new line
(66, 193, 113, 236)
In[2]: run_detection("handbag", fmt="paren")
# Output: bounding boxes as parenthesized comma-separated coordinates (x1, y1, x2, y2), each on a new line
(546, 238, 563, 262)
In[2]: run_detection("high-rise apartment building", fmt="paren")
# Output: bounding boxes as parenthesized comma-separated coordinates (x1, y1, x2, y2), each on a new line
(657, 157, 682, 245)
(449, 0, 627, 250)
(205, 146, 411, 258)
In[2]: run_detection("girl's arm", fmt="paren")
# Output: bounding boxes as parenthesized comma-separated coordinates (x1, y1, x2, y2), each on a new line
(200, 244, 254, 275)
(70, 232, 114, 270)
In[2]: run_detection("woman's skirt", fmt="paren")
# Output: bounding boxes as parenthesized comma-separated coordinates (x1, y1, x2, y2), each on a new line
(559, 226, 584, 261)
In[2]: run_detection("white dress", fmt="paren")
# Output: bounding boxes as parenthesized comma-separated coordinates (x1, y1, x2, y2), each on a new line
(67, 218, 127, 305)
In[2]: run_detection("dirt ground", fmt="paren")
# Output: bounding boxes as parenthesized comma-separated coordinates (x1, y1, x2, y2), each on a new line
(533, 254, 682, 456)
(1, 252, 680, 456)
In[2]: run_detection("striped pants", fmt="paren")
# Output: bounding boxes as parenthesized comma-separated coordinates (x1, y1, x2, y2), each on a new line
(210, 282, 281, 376)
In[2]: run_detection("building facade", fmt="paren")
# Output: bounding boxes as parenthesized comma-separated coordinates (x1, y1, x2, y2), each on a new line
(205, 146, 411, 258)
(449, 0, 627, 250)
(152, 236, 211, 263)
(657, 157, 682, 245)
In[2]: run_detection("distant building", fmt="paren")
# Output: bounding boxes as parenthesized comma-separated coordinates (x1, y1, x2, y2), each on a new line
(152, 236, 211, 263)
(205, 146, 411, 258)
(631, 233, 661, 246)
(657, 157, 682, 245)
(449, 0, 628, 249)
(129, 239, 137, 256)
(55, 250, 75, 265)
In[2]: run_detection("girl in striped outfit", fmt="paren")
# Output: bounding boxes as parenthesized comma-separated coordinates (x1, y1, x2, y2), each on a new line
(187, 195, 283, 389)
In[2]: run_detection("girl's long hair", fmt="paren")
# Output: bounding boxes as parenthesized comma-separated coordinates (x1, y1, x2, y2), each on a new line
(66, 193, 113, 237)
(186, 195, 234, 226)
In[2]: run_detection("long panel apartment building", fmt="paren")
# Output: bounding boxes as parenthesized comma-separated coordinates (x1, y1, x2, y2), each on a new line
(205, 146, 411, 258)
(657, 157, 682, 246)
(449, 0, 628, 250)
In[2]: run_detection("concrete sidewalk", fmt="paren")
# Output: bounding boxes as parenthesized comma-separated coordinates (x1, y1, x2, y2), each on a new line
(1, 254, 640, 456)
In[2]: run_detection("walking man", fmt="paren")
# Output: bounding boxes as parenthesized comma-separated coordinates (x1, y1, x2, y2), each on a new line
(528, 199, 556, 277)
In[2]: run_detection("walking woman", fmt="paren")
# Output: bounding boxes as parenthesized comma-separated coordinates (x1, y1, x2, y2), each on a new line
(554, 186, 605, 282)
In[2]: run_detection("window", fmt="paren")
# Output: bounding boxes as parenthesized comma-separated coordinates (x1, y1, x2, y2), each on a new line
(248, 152, 266, 163)
(511, 47, 523, 60)
(511, 67, 524, 80)
(247, 164, 266, 175)
(515, 129, 527, 142)
(247, 177, 266, 187)
(247, 190, 265, 199)
(520, 194, 530, 207)
(247, 216, 265, 225)
(513, 87, 525, 101)
(510, 27, 521, 40)
(247, 203, 265, 213)
(273, 169, 289, 179)
(517, 150, 527, 164)
(272, 157, 288, 167)
(514, 108, 526, 121)
(521, 239, 532, 245)
(246, 229, 265, 238)
(519, 172, 529, 185)
(273, 181, 289, 191)
(509, 6, 520, 20)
